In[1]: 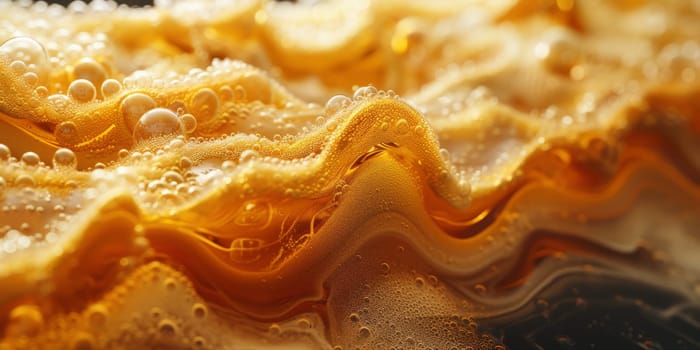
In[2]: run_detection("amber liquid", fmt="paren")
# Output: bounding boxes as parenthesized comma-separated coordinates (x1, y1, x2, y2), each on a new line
(0, 1, 700, 349)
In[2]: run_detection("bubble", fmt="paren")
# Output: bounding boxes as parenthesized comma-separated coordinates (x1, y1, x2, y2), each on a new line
(157, 318, 177, 336)
(221, 160, 235, 171)
(353, 86, 377, 99)
(86, 304, 108, 328)
(415, 277, 425, 287)
(71, 332, 95, 350)
(534, 30, 580, 73)
(394, 119, 409, 135)
(34, 86, 48, 97)
(68, 79, 96, 103)
(6, 305, 43, 337)
(325, 95, 352, 116)
(10, 60, 27, 74)
(164, 277, 177, 290)
(16, 174, 35, 187)
(358, 326, 371, 338)
(219, 85, 233, 101)
(0, 144, 10, 161)
(100, 79, 122, 98)
(168, 138, 185, 150)
(269, 324, 281, 335)
(193, 336, 206, 347)
(239, 149, 260, 163)
(117, 149, 129, 159)
(180, 113, 197, 133)
(189, 88, 219, 124)
(22, 72, 38, 87)
(72, 57, 106, 85)
(21, 152, 40, 166)
(53, 148, 77, 169)
(121, 93, 156, 131)
(132, 108, 184, 143)
(179, 156, 192, 169)
(47, 93, 71, 111)
(192, 303, 208, 318)
(163, 170, 184, 184)
(0, 37, 48, 74)
(56, 121, 78, 142)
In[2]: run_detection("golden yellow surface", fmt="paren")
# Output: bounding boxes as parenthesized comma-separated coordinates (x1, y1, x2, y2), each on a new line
(0, 0, 699, 349)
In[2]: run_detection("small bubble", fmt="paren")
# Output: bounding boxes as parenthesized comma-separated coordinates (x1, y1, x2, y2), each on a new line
(427, 275, 438, 286)
(53, 148, 77, 169)
(219, 86, 233, 101)
(100, 79, 122, 98)
(179, 156, 192, 169)
(190, 88, 219, 124)
(163, 170, 183, 184)
(86, 304, 108, 328)
(118, 149, 129, 159)
(68, 79, 96, 103)
(324, 95, 351, 116)
(358, 326, 371, 338)
(10, 60, 27, 74)
(239, 149, 260, 163)
(121, 93, 156, 131)
(157, 318, 177, 336)
(193, 336, 206, 347)
(21, 152, 40, 166)
(353, 86, 377, 99)
(56, 121, 78, 142)
(164, 277, 177, 290)
(192, 303, 208, 319)
(23, 72, 38, 87)
(71, 332, 95, 350)
(180, 113, 197, 133)
(0, 144, 10, 160)
(132, 108, 184, 143)
(297, 318, 312, 328)
(34, 86, 48, 97)
(415, 277, 425, 287)
(72, 57, 106, 86)
(269, 324, 281, 335)
(394, 119, 409, 135)
(6, 304, 43, 337)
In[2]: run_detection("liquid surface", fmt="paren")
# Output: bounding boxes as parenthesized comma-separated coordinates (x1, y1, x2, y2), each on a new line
(0, 0, 699, 349)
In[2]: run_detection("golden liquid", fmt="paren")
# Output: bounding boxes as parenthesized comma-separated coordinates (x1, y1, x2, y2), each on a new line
(0, 0, 699, 349)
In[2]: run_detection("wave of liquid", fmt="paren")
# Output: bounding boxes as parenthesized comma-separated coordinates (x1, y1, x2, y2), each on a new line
(0, 0, 700, 349)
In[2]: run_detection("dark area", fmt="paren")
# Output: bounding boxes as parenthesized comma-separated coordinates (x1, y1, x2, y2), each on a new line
(479, 274, 700, 350)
